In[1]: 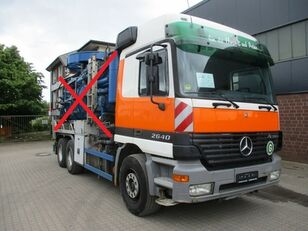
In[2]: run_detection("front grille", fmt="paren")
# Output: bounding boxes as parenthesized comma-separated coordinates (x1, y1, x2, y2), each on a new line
(191, 132, 279, 170)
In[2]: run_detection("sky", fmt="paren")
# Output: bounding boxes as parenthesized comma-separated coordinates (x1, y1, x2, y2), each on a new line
(0, 0, 202, 102)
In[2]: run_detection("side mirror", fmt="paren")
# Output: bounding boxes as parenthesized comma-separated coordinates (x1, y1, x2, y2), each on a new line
(146, 65, 158, 90)
(136, 44, 166, 111)
(146, 52, 161, 83)
(144, 52, 162, 66)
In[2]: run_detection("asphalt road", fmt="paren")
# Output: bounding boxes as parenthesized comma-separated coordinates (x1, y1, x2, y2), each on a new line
(0, 141, 307, 231)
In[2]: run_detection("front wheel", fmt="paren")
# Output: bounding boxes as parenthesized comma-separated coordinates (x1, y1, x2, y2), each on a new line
(119, 154, 160, 216)
(66, 139, 83, 174)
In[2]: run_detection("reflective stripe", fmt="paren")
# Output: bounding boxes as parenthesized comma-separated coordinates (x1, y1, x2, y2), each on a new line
(175, 99, 193, 132)
(176, 113, 193, 132)
(175, 102, 187, 116)
(175, 105, 192, 128)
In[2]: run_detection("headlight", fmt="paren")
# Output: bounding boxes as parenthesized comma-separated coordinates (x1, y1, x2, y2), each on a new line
(189, 183, 214, 196)
(269, 170, 280, 181)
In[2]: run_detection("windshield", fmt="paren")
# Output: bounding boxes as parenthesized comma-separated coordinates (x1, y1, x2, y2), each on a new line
(176, 44, 277, 104)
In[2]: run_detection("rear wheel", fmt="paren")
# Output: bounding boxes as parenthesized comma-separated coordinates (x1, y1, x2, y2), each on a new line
(66, 139, 83, 174)
(119, 154, 160, 216)
(57, 138, 68, 168)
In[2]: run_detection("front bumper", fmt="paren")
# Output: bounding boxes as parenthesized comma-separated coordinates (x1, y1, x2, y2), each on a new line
(151, 154, 281, 203)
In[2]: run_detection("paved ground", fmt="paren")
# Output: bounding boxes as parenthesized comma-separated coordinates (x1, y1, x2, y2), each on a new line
(0, 141, 307, 231)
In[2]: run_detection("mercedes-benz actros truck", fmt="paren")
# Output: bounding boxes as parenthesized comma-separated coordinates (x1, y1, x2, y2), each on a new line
(48, 14, 282, 216)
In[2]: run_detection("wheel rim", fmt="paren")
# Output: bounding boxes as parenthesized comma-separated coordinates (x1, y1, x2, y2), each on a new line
(58, 145, 63, 162)
(125, 171, 139, 199)
(68, 149, 73, 168)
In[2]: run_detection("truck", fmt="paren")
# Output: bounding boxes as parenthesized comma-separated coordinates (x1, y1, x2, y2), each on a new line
(48, 14, 282, 216)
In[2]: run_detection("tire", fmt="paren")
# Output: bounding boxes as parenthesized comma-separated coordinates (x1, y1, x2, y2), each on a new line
(66, 139, 83, 174)
(57, 138, 68, 168)
(119, 154, 160, 216)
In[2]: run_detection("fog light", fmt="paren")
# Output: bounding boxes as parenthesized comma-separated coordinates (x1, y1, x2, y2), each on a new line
(269, 170, 280, 181)
(189, 183, 214, 196)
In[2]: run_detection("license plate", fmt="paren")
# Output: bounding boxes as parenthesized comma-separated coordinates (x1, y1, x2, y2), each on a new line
(236, 171, 258, 183)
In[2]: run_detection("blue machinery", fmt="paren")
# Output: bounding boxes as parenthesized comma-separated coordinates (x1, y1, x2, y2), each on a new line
(60, 51, 119, 120)
(60, 51, 119, 181)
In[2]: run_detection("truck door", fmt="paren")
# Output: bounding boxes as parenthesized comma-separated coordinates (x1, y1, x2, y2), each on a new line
(133, 44, 175, 133)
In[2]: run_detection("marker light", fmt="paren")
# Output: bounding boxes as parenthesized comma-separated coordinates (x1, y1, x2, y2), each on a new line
(173, 174, 189, 183)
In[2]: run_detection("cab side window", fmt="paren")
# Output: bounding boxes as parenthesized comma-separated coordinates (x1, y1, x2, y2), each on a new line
(139, 49, 169, 96)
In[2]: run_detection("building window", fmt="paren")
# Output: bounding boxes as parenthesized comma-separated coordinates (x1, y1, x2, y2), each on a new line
(255, 19, 308, 62)
(306, 22, 308, 55)
(52, 68, 58, 84)
(292, 21, 306, 58)
(266, 30, 279, 62)
(256, 33, 266, 45)
(278, 26, 292, 60)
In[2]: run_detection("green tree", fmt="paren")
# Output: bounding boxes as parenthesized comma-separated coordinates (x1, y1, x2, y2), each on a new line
(0, 44, 46, 115)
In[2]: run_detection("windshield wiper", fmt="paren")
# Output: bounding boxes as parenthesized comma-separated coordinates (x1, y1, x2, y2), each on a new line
(184, 90, 240, 109)
(209, 91, 239, 109)
(212, 102, 232, 108)
(248, 97, 277, 111)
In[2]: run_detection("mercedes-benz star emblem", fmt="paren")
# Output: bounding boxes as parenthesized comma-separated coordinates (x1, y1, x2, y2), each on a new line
(239, 136, 253, 156)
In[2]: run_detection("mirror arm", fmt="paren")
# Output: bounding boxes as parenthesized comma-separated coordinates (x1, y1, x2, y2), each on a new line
(149, 56, 165, 111)
(149, 83, 165, 111)
(146, 43, 167, 111)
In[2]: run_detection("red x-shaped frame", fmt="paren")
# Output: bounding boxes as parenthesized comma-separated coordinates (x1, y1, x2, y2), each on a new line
(53, 50, 118, 138)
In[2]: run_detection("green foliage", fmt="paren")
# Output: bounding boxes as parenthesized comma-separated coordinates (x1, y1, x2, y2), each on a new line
(40, 100, 49, 115)
(31, 116, 51, 131)
(0, 44, 46, 115)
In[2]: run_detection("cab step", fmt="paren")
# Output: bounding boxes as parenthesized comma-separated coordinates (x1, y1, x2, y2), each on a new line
(155, 198, 178, 206)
